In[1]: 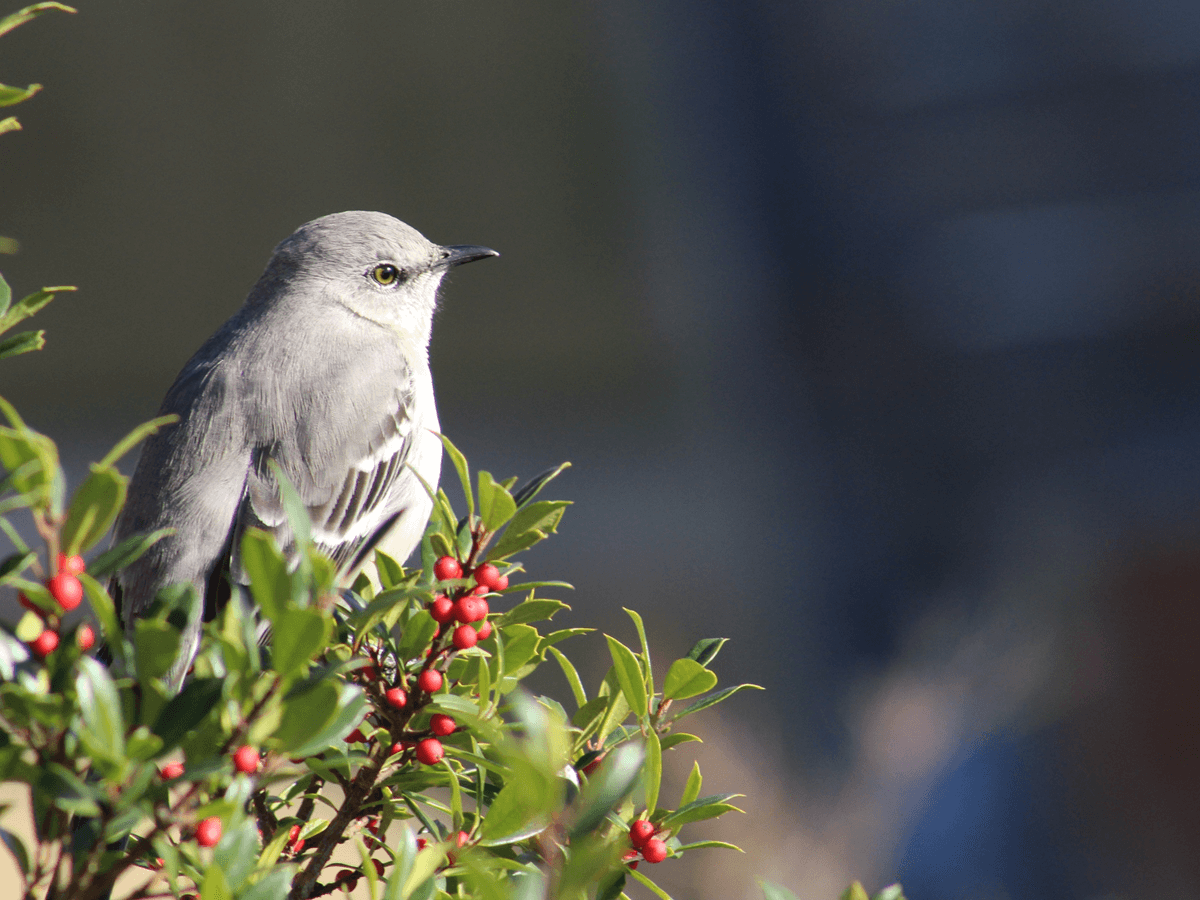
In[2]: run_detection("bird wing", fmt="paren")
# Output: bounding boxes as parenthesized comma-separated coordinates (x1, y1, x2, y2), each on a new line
(234, 379, 422, 576)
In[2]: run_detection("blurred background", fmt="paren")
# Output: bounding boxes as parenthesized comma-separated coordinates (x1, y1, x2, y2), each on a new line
(4, 1, 1200, 897)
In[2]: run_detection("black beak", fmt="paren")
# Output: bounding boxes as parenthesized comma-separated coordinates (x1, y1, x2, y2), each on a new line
(435, 244, 500, 270)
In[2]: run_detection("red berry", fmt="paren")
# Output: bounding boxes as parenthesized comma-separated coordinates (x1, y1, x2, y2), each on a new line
(232, 745, 259, 774)
(452, 625, 478, 650)
(417, 669, 443, 693)
(76, 623, 96, 650)
(47, 573, 83, 612)
(641, 838, 668, 863)
(384, 686, 408, 709)
(416, 837, 428, 851)
(361, 665, 378, 680)
(414, 738, 444, 765)
(433, 556, 462, 581)
(453, 596, 488, 624)
(472, 563, 501, 590)
(476, 619, 493, 641)
(429, 594, 455, 624)
(471, 584, 490, 596)
(373, 859, 385, 876)
(195, 816, 222, 847)
(454, 830, 469, 848)
(367, 816, 381, 837)
(494, 573, 509, 591)
(57, 553, 86, 576)
(430, 713, 456, 736)
(629, 819, 655, 848)
(159, 761, 185, 780)
(30, 629, 58, 658)
(346, 728, 367, 744)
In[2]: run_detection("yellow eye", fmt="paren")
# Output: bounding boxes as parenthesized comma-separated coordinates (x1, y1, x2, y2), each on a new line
(371, 263, 400, 285)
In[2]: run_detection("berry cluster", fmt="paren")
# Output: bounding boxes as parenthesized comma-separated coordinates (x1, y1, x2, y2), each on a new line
(624, 818, 669, 867)
(19, 553, 94, 658)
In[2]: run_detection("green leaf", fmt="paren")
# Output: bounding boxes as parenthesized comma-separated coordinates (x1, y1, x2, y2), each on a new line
(662, 658, 718, 701)
(61, 464, 127, 555)
(267, 460, 311, 549)
(685, 637, 727, 668)
(659, 732, 701, 751)
(151, 677, 222, 751)
(374, 548, 405, 589)
(0, 827, 29, 874)
(0, 330, 44, 359)
(0, 117, 19, 135)
(627, 866, 673, 900)
(271, 607, 330, 680)
(240, 869, 293, 900)
(396, 609, 438, 661)
(668, 683, 763, 722)
(75, 656, 125, 762)
(0, 550, 34, 585)
(86, 527, 172, 579)
(490, 500, 570, 559)
(477, 470, 517, 532)
(873, 885, 907, 900)
(500, 624, 540, 675)
(604, 635, 647, 718)
(498, 597, 569, 627)
(676, 840, 743, 852)
(0, 273, 9, 314)
(280, 683, 366, 757)
(680, 760, 702, 808)
(510, 461, 571, 507)
(214, 819, 258, 890)
(79, 572, 125, 667)
(96, 414, 178, 470)
(547, 646, 586, 709)
(0, 2, 76, 40)
(658, 793, 744, 830)
(0, 284, 74, 333)
(569, 742, 644, 839)
(759, 881, 801, 900)
(625, 608, 651, 680)
(0, 83, 41, 108)
(240, 529, 290, 621)
(134, 620, 182, 681)
(840, 883, 870, 900)
(478, 781, 549, 845)
(643, 729, 662, 815)
(199, 860, 233, 900)
(0, 423, 58, 507)
(433, 431, 473, 523)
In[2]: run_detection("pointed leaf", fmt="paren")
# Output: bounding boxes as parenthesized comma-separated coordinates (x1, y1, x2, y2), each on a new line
(0, 330, 44, 359)
(0, 2, 76, 40)
(685, 637, 727, 668)
(433, 431, 473, 523)
(680, 760, 702, 808)
(604, 635, 647, 718)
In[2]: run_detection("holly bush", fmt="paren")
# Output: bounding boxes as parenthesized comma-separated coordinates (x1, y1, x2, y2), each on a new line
(1, 5, 908, 900)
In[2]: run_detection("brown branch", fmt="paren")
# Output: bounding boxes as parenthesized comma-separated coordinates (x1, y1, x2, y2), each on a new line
(288, 740, 391, 900)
